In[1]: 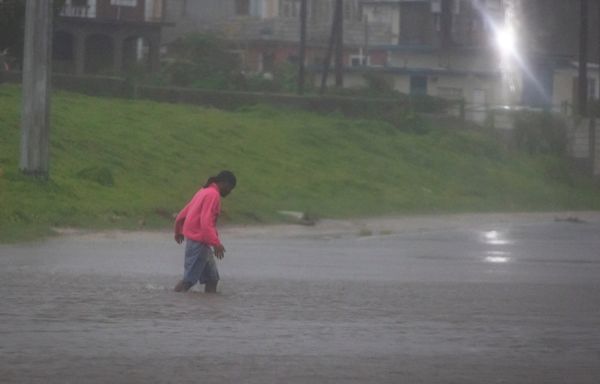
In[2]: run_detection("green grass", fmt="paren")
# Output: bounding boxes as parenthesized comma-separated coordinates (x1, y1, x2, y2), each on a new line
(1, 84, 599, 242)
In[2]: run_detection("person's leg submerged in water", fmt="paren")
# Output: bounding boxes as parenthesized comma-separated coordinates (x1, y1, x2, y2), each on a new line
(175, 241, 220, 293)
(204, 281, 218, 293)
(174, 280, 194, 292)
(174, 279, 217, 293)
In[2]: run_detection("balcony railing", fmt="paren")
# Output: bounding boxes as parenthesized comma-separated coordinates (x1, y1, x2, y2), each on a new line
(60, 5, 95, 18)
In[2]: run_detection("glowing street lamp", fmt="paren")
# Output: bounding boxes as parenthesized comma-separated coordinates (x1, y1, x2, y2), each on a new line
(495, 25, 517, 57)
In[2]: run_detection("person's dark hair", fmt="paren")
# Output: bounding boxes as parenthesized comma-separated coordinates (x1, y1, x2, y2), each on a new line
(204, 170, 237, 188)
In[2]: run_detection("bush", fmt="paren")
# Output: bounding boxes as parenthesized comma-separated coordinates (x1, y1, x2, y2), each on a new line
(364, 73, 393, 93)
(160, 33, 241, 90)
(513, 111, 567, 155)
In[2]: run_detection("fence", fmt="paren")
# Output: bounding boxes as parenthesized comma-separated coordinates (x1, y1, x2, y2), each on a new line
(2, 71, 455, 119)
(10, 70, 599, 176)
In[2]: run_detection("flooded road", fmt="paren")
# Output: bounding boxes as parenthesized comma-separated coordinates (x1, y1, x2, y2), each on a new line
(1, 214, 600, 383)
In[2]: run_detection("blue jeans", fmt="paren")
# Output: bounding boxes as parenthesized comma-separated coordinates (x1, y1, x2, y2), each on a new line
(183, 240, 219, 285)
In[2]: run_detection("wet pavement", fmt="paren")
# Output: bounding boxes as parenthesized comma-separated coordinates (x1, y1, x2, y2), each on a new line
(1, 214, 600, 383)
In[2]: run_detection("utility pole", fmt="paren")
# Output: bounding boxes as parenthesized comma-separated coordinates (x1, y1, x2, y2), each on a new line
(334, 0, 344, 88)
(297, 0, 307, 95)
(578, 0, 588, 117)
(20, 0, 53, 178)
(363, 12, 369, 67)
(320, 0, 341, 94)
(440, 0, 453, 49)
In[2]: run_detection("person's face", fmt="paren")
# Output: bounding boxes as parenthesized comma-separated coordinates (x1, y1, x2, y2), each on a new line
(217, 182, 234, 197)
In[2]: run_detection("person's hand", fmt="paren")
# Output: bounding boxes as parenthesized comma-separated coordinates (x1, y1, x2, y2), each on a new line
(214, 244, 225, 260)
(174, 233, 184, 244)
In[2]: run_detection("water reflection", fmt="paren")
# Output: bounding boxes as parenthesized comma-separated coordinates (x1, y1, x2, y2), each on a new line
(481, 230, 513, 263)
(482, 230, 512, 245)
(484, 251, 511, 264)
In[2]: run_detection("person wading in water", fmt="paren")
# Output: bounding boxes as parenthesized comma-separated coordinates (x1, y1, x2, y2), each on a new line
(173, 171, 236, 293)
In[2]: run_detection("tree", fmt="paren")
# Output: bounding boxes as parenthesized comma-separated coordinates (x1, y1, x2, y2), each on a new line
(161, 34, 241, 89)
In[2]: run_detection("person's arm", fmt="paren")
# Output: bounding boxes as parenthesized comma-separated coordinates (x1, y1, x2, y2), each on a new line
(173, 203, 190, 244)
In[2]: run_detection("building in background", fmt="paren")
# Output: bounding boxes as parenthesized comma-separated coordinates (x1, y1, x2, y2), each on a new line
(163, 0, 395, 73)
(519, 0, 600, 112)
(54, 0, 167, 75)
(162, 0, 507, 114)
(55, 0, 598, 116)
(341, 0, 506, 116)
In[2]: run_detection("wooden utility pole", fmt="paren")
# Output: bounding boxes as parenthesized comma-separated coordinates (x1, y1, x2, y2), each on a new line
(334, 0, 344, 88)
(578, 0, 588, 117)
(20, 0, 53, 177)
(297, 0, 307, 95)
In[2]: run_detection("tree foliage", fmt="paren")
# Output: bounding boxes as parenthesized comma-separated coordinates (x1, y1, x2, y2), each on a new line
(161, 33, 241, 89)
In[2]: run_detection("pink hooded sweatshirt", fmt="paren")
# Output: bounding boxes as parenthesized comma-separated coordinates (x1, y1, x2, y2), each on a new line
(174, 183, 221, 246)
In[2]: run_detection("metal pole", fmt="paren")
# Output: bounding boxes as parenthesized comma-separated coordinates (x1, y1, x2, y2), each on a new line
(440, 0, 452, 49)
(20, 0, 53, 177)
(297, 0, 307, 95)
(334, 0, 343, 87)
(363, 12, 369, 66)
(319, 1, 340, 94)
(578, 0, 588, 117)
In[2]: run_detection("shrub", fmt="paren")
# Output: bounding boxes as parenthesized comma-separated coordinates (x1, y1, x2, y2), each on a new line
(363, 72, 394, 94)
(513, 110, 567, 155)
(160, 33, 241, 90)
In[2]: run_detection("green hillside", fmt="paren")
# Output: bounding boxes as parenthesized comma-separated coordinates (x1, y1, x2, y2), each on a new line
(1, 84, 599, 242)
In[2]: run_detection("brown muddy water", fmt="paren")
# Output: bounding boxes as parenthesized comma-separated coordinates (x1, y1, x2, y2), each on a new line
(1, 216, 600, 383)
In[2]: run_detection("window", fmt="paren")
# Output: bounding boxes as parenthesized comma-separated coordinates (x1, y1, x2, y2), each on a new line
(434, 14, 441, 32)
(279, 0, 300, 18)
(437, 86, 463, 100)
(261, 52, 275, 72)
(410, 75, 428, 95)
(453, 0, 461, 14)
(431, 0, 459, 15)
(349, 54, 369, 67)
(73, 0, 88, 6)
(343, 1, 361, 22)
(111, 0, 137, 6)
(588, 78, 598, 100)
(576, 77, 600, 101)
(310, 1, 329, 22)
(235, 0, 250, 15)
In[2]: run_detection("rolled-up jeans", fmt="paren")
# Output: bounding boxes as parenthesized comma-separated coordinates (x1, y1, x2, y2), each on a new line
(183, 239, 219, 285)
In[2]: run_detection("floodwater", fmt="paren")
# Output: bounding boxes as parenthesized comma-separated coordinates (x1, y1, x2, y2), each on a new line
(1, 214, 600, 383)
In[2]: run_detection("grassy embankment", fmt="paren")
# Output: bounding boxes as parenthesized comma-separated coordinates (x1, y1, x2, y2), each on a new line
(1, 84, 599, 242)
